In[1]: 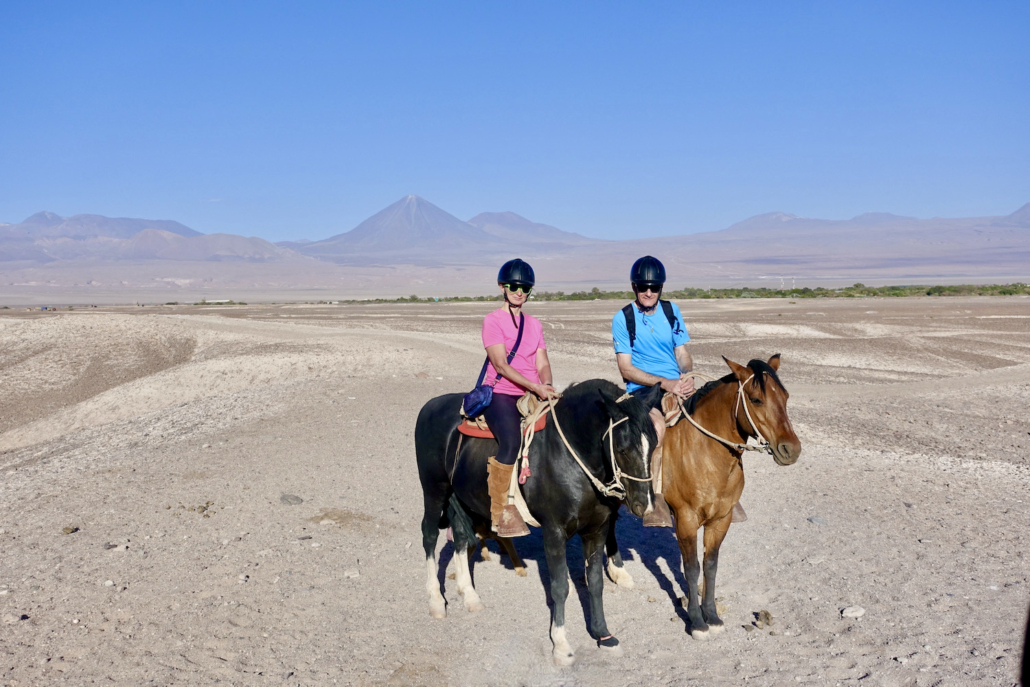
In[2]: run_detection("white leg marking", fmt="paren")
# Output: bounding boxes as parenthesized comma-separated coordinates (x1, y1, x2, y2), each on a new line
(454, 549, 485, 612)
(640, 433, 654, 512)
(606, 559, 635, 589)
(641, 434, 650, 478)
(550, 623, 575, 666)
(426, 556, 446, 619)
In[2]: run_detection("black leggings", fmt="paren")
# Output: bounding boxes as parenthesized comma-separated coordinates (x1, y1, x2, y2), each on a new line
(481, 393, 522, 465)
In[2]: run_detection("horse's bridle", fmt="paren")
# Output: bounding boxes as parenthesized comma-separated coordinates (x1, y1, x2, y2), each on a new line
(675, 373, 774, 455)
(546, 394, 652, 500)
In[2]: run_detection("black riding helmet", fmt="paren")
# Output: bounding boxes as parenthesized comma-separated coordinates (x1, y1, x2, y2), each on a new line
(497, 258, 536, 288)
(630, 256, 666, 288)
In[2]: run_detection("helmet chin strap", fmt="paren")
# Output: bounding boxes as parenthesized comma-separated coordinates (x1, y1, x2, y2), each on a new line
(502, 286, 522, 327)
(635, 288, 661, 313)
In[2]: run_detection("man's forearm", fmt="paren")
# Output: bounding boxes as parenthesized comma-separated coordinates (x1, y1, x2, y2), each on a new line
(675, 346, 693, 374)
(620, 365, 670, 387)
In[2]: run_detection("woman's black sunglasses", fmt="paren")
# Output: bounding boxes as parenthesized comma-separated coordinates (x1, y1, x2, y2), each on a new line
(504, 283, 532, 295)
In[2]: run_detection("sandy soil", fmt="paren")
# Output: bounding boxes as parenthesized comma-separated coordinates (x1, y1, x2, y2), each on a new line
(1, 297, 1028, 686)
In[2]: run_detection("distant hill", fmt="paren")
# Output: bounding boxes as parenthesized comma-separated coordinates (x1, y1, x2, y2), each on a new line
(294, 198, 603, 265)
(275, 239, 313, 250)
(993, 202, 1030, 227)
(295, 195, 505, 264)
(3, 212, 201, 240)
(637, 204, 1030, 282)
(467, 211, 599, 245)
(0, 212, 302, 263)
(118, 229, 299, 262)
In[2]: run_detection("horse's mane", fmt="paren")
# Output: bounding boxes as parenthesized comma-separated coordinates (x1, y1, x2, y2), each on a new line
(560, 378, 624, 402)
(683, 359, 786, 415)
(559, 379, 654, 433)
(682, 375, 729, 414)
(747, 358, 786, 395)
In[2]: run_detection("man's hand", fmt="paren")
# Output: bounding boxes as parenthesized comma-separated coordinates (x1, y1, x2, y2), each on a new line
(660, 377, 694, 398)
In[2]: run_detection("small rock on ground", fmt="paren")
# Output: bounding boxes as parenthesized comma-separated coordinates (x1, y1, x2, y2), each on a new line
(841, 606, 866, 618)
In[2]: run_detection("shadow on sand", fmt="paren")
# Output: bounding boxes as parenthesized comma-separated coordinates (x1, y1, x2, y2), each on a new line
(609, 507, 695, 629)
(434, 506, 694, 634)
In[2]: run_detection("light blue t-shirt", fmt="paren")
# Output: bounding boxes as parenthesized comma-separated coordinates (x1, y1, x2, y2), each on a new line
(612, 301, 690, 392)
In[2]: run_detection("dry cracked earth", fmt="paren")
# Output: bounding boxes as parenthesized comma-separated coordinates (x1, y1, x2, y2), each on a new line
(1, 296, 1029, 686)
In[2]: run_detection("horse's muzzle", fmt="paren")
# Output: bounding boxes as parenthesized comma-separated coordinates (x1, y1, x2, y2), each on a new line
(631, 501, 650, 518)
(773, 440, 802, 466)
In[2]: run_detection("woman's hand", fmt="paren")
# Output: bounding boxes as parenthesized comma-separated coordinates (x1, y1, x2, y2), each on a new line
(533, 382, 557, 400)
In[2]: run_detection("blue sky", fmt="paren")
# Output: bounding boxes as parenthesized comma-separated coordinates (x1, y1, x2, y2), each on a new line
(1, 1, 1028, 241)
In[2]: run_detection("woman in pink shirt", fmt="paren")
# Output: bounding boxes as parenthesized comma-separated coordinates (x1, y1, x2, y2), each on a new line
(481, 258, 555, 537)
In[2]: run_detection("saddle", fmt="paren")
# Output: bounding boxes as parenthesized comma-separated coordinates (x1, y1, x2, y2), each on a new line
(662, 391, 684, 427)
(457, 393, 549, 438)
(454, 393, 552, 528)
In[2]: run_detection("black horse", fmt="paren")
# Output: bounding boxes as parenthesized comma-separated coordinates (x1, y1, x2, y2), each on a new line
(415, 379, 661, 665)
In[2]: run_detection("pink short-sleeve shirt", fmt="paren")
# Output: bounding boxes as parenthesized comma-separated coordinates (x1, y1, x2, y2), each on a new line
(481, 308, 547, 397)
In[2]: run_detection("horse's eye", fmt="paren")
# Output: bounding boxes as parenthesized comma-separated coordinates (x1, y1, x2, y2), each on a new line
(750, 397, 762, 405)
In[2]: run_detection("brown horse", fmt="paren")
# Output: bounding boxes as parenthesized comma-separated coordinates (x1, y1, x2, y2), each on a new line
(643, 354, 800, 638)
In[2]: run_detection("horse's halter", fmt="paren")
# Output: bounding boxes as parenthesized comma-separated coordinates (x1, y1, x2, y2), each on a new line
(676, 372, 774, 456)
(546, 394, 652, 500)
(733, 375, 773, 452)
(601, 408, 653, 496)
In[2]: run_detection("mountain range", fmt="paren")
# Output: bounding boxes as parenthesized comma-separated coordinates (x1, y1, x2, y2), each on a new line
(0, 212, 296, 263)
(279, 195, 600, 265)
(2, 197, 1028, 300)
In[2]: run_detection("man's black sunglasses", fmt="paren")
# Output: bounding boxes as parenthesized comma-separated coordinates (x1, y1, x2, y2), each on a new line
(504, 283, 532, 295)
(633, 283, 662, 294)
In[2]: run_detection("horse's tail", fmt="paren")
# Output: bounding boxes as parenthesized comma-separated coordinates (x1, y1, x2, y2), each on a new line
(447, 493, 477, 546)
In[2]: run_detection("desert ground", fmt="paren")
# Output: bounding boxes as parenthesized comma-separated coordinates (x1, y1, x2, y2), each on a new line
(1, 296, 1029, 686)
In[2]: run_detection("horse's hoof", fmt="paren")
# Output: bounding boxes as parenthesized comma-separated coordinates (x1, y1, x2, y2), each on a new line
(460, 588, 485, 612)
(553, 650, 575, 667)
(429, 602, 446, 619)
(708, 621, 725, 634)
(551, 625, 575, 666)
(515, 567, 528, 577)
(596, 636, 623, 656)
(690, 628, 710, 640)
(606, 563, 635, 589)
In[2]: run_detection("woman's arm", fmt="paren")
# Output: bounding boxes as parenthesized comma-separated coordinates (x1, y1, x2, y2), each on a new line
(486, 343, 555, 399)
(535, 348, 555, 390)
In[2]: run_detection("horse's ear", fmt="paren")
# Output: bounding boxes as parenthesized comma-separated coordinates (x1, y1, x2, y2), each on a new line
(598, 389, 628, 421)
(642, 383, 664, 411)
(722, 355, 750, 383)
(768, 353, 781, 371)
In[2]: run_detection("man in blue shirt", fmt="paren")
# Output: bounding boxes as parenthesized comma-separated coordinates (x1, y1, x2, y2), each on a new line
(612, 256, 694, 527)
(613, 256, 748, 528)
